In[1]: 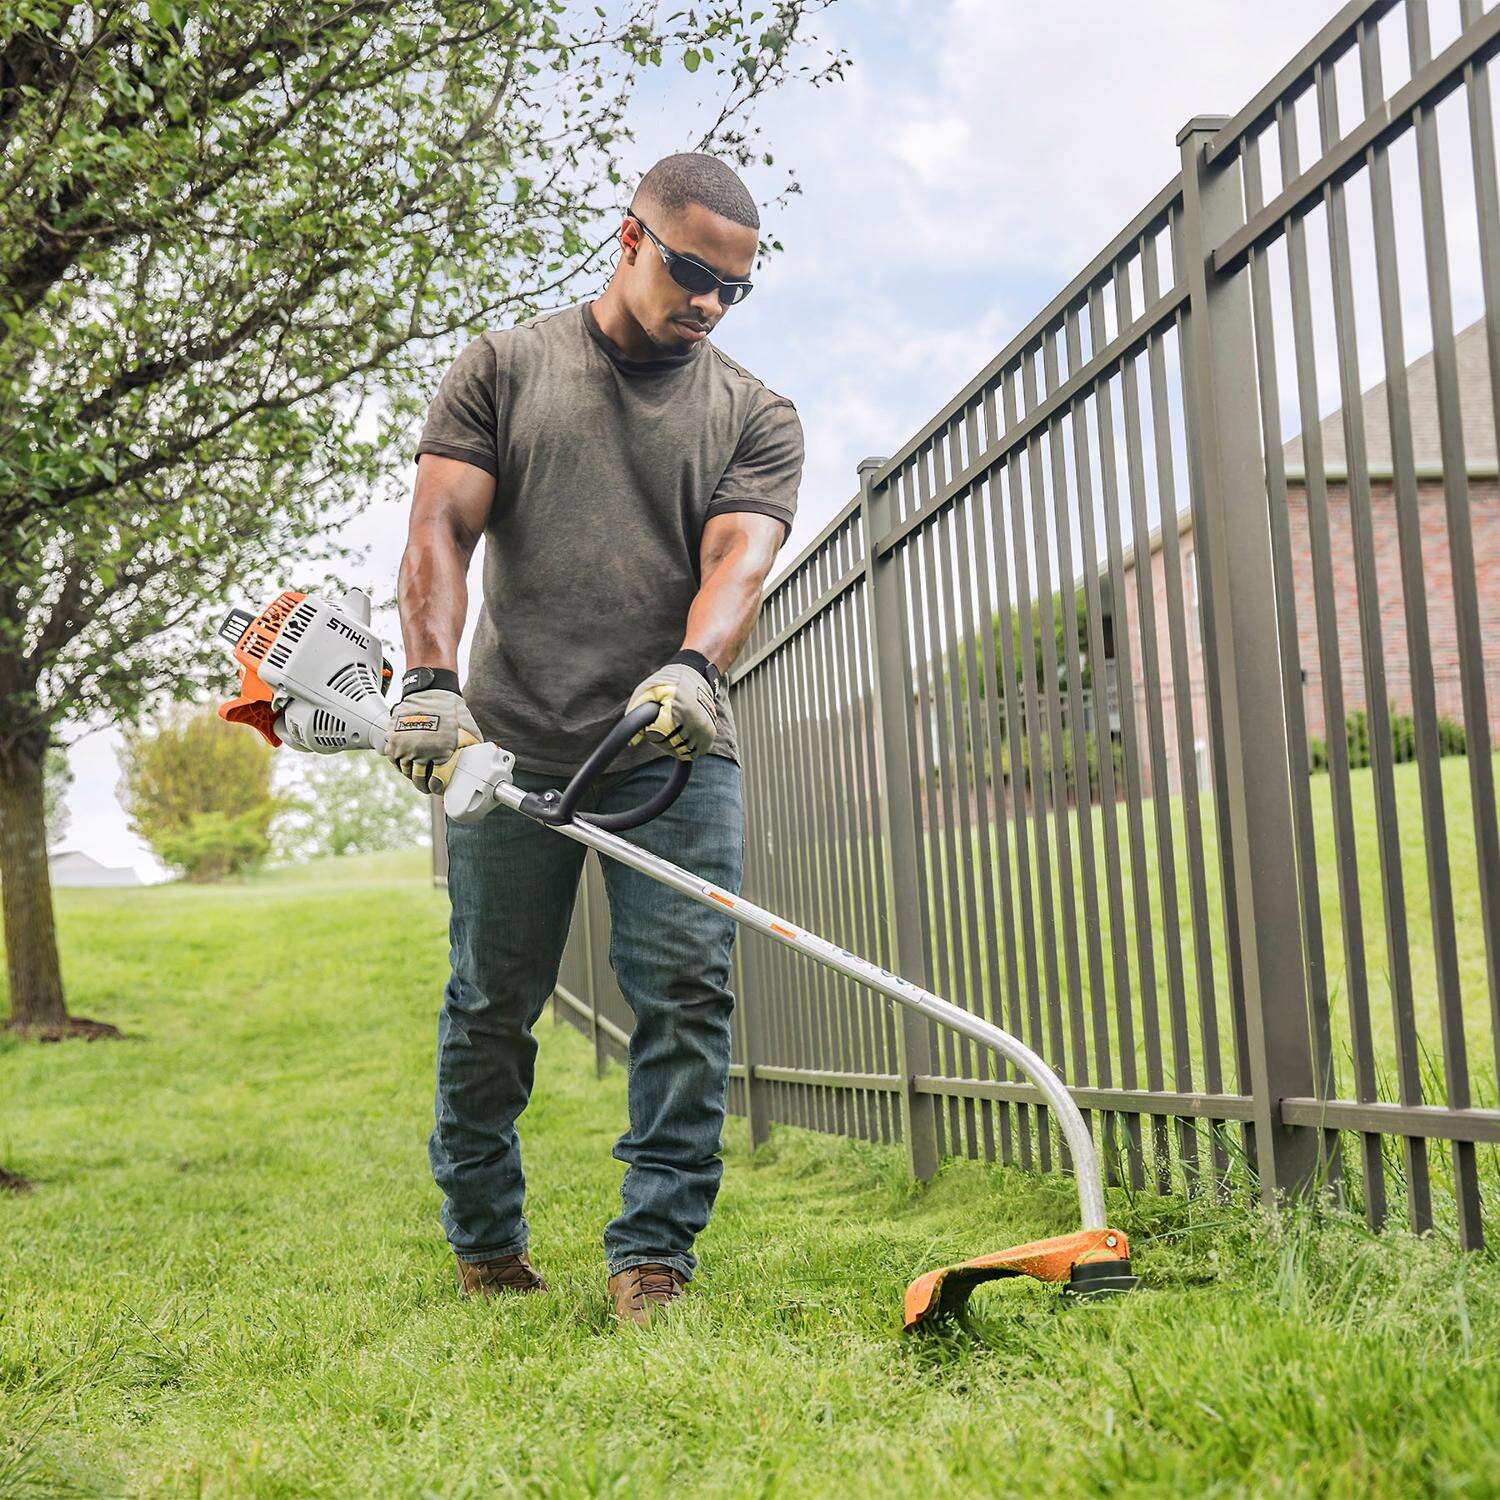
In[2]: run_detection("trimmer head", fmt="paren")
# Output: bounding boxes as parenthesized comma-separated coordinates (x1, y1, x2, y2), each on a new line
(903, 1227, 1137, 1331)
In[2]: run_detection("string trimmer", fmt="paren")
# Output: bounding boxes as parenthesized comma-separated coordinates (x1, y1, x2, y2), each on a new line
(217, 585, 1139, 1326)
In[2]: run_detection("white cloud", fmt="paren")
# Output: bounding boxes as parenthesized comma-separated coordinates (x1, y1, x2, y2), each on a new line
(735, 0, 1331, 578)
(738, 0, 1332, 280)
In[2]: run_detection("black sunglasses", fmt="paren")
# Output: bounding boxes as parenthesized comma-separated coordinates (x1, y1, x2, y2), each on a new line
(628, 213, 754, 307)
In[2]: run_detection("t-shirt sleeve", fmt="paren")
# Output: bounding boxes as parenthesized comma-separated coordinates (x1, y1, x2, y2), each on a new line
(414, 335, 501, 476)
(703, 397, 803, 548)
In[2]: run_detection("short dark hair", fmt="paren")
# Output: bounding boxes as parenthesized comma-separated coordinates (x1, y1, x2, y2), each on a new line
(630, 153, 759, 231)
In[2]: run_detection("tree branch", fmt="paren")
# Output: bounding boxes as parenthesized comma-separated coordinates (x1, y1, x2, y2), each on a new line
(0, 6, 83, 131)
(1, 2, 397, 310)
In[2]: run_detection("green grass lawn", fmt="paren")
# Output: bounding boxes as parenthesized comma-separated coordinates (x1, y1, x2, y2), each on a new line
(4, 849, 1500, 1496)
(788, 749, 1500, 1111)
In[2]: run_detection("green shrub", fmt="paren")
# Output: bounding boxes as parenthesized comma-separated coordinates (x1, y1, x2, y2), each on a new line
(121, 705, 279, 881)
(272, 755, 429, 863)
(153, 808, 272, 883)
(988, 725, 1126, 801)
(1309, 703, 1469, 774)
(1389, 709, 1416, 765)
(1345, 707, 1371, 769)
(1437, 713, 1467, 757)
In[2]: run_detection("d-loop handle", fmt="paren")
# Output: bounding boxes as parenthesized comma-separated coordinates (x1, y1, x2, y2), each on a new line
(516, 701, 692, 832)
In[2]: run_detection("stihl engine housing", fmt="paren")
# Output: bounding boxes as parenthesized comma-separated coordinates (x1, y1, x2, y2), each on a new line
(217, 587, 515, 818)
(218, 587, 395, 753)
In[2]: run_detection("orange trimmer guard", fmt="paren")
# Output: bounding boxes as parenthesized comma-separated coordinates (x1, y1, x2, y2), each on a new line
(903, 1227, 1136, 1330)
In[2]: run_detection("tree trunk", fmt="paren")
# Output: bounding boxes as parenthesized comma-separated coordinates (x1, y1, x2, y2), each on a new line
(0, 738, 68, 1032)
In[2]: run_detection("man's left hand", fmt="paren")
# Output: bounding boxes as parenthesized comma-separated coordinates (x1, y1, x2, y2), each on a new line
(627, 651, 724, 762)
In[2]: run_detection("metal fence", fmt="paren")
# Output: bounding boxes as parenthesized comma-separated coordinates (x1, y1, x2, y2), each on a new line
(498, 0, 1500, 1248)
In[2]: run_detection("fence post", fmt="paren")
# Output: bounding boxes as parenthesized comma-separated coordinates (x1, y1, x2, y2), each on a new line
(734, 935, 773, 1148)
(859, 455, 940, 1181)
(1176, 117, 1321, 1204)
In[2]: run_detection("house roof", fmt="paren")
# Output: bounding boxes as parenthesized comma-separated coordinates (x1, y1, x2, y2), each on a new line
(1108, 315, 1497, 581)
(49, 850, 108, 869)
(47, 849, 141, 885)
(1282, 315, 1497, 479)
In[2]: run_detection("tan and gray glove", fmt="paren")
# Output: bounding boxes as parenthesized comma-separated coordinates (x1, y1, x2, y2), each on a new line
(627, 650, 724, 762)
(385, 667, 481, 793)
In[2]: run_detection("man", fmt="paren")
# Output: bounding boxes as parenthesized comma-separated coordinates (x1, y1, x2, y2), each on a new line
(387, 152, 803, 1326)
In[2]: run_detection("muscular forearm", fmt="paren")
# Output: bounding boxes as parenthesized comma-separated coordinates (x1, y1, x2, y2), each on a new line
(398, 455, 492, 674)
(680, 557, 765, 674)
(397, 521, 470, 672)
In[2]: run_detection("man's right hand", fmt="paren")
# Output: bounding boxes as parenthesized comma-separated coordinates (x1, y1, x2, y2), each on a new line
(385, 667, 481, 793)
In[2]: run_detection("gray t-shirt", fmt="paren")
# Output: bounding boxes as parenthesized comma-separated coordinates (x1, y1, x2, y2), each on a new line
(415, 300, 804, 778)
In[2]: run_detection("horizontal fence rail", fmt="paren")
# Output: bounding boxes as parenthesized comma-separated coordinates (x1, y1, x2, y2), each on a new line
(530, 0, 1500, 1248)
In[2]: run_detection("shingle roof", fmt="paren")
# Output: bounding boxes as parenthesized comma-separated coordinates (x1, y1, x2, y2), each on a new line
(1105, 317, 1499, 584)
(1282, 315, 1497, 477)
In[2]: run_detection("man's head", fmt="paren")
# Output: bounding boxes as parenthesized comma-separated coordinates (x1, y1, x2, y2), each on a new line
(611, 153, 760, 355)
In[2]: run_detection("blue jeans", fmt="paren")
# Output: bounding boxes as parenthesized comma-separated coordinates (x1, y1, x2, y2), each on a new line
(430, 752, 744, 1282)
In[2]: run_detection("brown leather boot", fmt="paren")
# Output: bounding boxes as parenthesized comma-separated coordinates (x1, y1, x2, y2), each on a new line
(607, 1262, 686, 1326)
(454, 1250, 548, 1299)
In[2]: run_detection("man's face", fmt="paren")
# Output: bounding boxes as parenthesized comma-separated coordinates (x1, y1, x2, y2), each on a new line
(620, 202, 758, 354)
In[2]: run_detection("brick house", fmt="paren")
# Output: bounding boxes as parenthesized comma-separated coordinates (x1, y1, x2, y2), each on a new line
(1112, 316, 1500, 797)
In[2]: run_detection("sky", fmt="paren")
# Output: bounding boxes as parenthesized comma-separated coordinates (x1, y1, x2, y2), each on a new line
(57, 0, 1392, 879)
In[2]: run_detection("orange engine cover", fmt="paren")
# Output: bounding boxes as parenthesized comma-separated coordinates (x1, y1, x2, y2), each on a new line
(217, 590, 306, 748)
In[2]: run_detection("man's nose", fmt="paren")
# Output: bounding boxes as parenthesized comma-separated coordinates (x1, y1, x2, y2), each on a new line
(689, 289, 725, 319)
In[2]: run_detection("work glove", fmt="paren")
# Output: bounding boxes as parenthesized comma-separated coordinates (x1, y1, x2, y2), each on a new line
(385, 667, 481, 793)
(626, 650, 724, 762)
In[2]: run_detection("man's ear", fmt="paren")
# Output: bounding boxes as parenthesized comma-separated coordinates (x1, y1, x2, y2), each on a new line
(620, 215, 642, 262)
